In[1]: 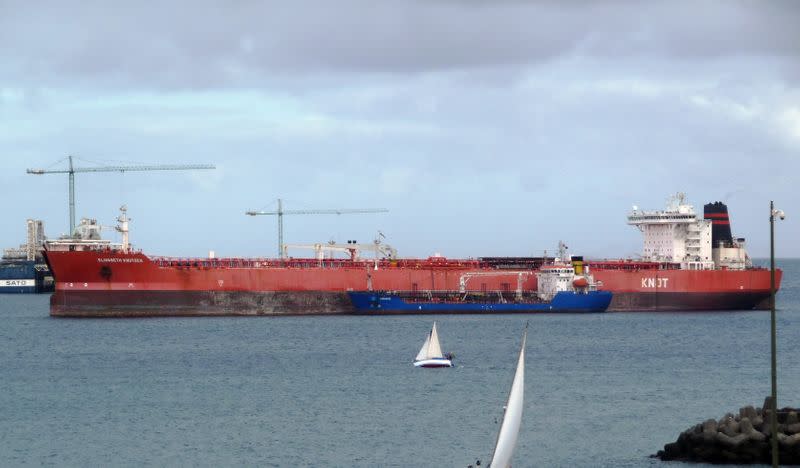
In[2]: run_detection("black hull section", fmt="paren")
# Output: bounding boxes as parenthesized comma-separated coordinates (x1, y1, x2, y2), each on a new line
(608, 292, 772, 312)
(50, 290, 356, 317)
(51, 290, 774, 317)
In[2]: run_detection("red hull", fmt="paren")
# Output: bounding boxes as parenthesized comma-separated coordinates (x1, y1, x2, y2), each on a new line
(43, 250, 782, 316)
(590, 267, 781, 311)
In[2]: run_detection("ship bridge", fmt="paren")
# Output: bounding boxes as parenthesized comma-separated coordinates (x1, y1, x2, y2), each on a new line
(627, 212, 698, 224)
(628, 193, 698, 226)
(627, 193, 714, 268)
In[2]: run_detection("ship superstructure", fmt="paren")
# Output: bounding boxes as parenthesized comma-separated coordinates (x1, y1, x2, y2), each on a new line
(627, 193, 714, 269)
(626, 193, 750, 270)
(45, 209, 127, 253)
(704, 201, 751, 270)
(585, 193, 773, 311)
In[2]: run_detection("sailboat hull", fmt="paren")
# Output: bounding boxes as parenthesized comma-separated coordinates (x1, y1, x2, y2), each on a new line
(413, 358, 452, 368)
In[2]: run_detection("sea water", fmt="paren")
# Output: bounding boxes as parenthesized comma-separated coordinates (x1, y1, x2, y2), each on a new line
(1, 259, 798, 467)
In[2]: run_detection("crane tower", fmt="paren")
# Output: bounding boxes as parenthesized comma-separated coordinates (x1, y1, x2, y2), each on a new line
(27, 155, 215, 235)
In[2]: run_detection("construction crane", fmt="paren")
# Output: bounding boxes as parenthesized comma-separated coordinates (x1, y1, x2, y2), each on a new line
(246, 198, 389, 258)
(27, 155, 215, 235)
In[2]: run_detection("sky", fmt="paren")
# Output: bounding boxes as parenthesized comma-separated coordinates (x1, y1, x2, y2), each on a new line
(1, 0, 798, 259)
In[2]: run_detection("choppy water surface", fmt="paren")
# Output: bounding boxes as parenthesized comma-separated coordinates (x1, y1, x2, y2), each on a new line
(1, 259, 798, 467)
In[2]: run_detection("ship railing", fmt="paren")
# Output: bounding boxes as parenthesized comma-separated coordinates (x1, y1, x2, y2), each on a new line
(149, 256, 489, 270)
(149, 258, 372, 269)
(627, 213, 697, 223)
(45, 239, 122, 252)
(584, 260, 683, 271)
(384, 289, 544, 303)
(714, 240, 741, 248)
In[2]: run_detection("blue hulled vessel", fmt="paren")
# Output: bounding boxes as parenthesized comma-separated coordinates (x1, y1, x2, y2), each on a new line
(0, 261, 39, 293)
(348, 257, 612, 314)
(348, 289, 612, 314)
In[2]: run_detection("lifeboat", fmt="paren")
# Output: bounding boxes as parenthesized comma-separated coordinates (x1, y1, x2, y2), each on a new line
(572, 277, 589, 288)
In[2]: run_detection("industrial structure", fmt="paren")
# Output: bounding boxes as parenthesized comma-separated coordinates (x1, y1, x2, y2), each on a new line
(246, 198, 388, 258)
(1, 219, 52, 293)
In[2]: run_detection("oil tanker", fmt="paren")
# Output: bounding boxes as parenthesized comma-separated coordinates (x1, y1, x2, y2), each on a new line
(44, 195, 781, 317)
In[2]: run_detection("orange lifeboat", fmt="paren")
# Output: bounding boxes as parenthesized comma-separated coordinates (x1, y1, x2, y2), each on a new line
(572, 277, 589, 288)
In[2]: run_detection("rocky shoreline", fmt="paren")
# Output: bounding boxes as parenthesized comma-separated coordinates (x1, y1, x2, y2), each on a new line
(653, 397, 800, 464)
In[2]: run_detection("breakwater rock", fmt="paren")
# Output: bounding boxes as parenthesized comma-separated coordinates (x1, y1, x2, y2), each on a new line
(653, 398, 800, 464)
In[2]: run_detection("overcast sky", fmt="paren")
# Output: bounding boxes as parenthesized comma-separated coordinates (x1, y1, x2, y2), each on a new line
(1, 1, 798, 259)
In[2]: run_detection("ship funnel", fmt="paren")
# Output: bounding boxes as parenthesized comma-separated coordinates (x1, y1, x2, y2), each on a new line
(703, 201, 733, 247)
(571, 255, 584, 275)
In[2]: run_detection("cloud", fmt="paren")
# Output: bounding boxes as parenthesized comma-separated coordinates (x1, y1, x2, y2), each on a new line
(1, 1, 798, 256)
(2, 1, 799, 91)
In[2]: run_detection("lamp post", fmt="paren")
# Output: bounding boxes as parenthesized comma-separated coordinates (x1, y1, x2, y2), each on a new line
(769, 200, 785, 468)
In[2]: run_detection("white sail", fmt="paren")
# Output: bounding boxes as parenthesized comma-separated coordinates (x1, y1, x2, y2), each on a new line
(489, 327, 527, 468)
(427, 322, 444, 359)
(415, 322, 445, 361)
(415, 332, 431, 361)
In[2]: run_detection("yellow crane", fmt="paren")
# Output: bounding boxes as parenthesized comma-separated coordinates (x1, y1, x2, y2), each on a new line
(246, 198, 389, 258)
(27, 155, 215, 235)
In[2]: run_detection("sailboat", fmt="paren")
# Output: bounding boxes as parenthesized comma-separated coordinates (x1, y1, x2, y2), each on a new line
(413, 322, 453, 368)
(488, 324, 527, 467)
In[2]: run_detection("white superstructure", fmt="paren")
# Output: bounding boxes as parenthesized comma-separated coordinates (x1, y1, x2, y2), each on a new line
(713, 238, 749, 270)
(628, 193, 750, 270)
(45, 207, 127, 253)
(536, 242, 599, 301)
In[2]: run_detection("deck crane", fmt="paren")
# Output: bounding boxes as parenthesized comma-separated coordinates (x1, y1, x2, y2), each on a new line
(246, 198, 389, 258)
(27, 155, 215, 235)
(459, 271, 535, 301)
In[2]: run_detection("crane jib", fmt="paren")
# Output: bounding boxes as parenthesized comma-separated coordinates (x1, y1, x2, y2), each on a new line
(26, 156, 215, 235)
(245, 199, 389, 258)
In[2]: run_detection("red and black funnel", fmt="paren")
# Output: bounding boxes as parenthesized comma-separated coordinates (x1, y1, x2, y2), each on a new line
(704, 202, 733, 247)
